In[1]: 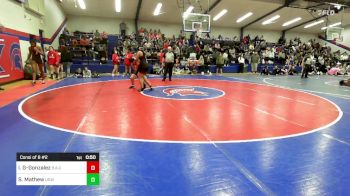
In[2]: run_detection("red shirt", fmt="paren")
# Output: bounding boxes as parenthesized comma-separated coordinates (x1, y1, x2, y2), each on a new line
(112, 53, 119, 65)
(159, 52, 165, 63)
(47, 50, 59, 65)
(163, 42, 169, 49)
(124, 53, 133, 66)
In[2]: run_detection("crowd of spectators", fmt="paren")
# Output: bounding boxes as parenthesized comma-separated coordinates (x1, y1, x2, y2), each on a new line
(60, 27, 350, 76)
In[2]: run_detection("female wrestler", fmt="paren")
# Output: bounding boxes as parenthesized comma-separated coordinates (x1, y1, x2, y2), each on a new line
(129, 47, 153, 92)
(26, 40, 45, 85)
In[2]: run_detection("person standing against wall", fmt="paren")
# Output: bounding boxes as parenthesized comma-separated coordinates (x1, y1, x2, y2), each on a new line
(120, 21, 126, 37)
(111, 49, 120, 76)
(216, 51, 224, 75)
(59, 45, 72, 77)
(163, 46, 175, 81)
(238, 54, 245, 73)
(251, 51, 260, 73)
(47, 46, 60, 79)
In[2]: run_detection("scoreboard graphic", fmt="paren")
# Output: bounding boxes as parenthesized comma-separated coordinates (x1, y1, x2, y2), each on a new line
(0, 33, 24, 83)
(16, 153, 100, 186)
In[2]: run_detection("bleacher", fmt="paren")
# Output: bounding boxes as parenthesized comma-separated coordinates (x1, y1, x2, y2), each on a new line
(70, 58, 301, 74)
(60, 30, 304, 75)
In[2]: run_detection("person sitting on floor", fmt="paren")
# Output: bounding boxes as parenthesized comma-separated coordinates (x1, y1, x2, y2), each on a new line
(92, 71, 100, 78)
(260, 65, 269, 75)
(288, 64, 297, 75)
(281, 65, 288, 75)
(339, 79, 350, 87)
(272, 65, 282, 75)
(74, 68, 83, 78)
(83, 67, 92, 78)
(327, 65, 342, 76)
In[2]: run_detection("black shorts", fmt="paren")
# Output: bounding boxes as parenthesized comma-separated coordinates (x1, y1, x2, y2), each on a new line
(138, 62, 149, 74)
(217, 64, 223, 68)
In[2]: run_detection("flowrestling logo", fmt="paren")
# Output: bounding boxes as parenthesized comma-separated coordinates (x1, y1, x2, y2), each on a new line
(142, 85, 225, 100)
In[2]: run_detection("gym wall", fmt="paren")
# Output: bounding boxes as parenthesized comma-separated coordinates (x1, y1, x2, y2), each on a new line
(66, 15, 134, 35)
(0, 0, 66, 64)
(66, 14, 321, 44)
(342, 26, 350, 47)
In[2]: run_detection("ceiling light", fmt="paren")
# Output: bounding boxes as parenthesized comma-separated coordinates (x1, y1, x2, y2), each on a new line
(321, 22, 342, 30)
(282, 17, 302, 26)
(115, 0, 121, 12)
(262, 15, 280, 25)
(213, 9, 227, 21)
(329, 3, 344, 10)
(153, 3, 162, 16)
(304, 20, 324, 28)
(236, 12, 253, 23)
(183, 6, 194, 19)
(77, 0, 86, 10)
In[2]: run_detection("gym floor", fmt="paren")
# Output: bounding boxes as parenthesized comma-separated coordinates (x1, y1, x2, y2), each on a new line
(0, 74, 349, 195)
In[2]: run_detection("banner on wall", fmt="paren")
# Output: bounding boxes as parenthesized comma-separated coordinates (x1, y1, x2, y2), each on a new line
(0, 33, 24, 84)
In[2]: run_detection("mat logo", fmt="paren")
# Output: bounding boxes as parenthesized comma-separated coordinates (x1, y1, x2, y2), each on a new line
(163, 88, 208, 96)
(142, 85, 225, 100)
(10, 43, 22, 70)
(0, 34, 24, 83)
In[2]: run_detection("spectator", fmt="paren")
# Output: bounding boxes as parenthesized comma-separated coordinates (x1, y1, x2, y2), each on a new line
(83, 67, 92, 78)
(120, 22, 127, 36)
(59, 27, 345, 78)
(203, 52, 212, 75)
(112, 49, 120, 76)
(47, 46, 60, 79)
(94, 30, 100, 38)
(80, 36, 90, 47)
(223, 50, 228, 67)
(251, 51, 259, 73)
(158, 49, 165, 68)
(281, 65, 288, 75)
(75, 68, 83, 78)
(216, 51, 224, 75)
(238, 54, 245, 73)
(272, 65, 282, 75)
(339, 79, 350, 87)
(260, 65, 269, 75)
(198, 54, 205, 75)
(288, 64, 297, 75)
(327, 64, 342, 76)
(59, 45, 73, 77)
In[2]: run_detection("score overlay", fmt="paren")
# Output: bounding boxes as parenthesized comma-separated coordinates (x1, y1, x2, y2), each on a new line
(16, 153, 99, 186)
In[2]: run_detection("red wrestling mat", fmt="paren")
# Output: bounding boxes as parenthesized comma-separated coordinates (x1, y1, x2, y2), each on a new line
(20, 79, 341, 142)
(0, 80, 57, 108)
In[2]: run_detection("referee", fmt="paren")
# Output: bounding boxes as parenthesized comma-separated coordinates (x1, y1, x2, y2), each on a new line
(162, 46, 175, 81)
(301, 53, 312, 78)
